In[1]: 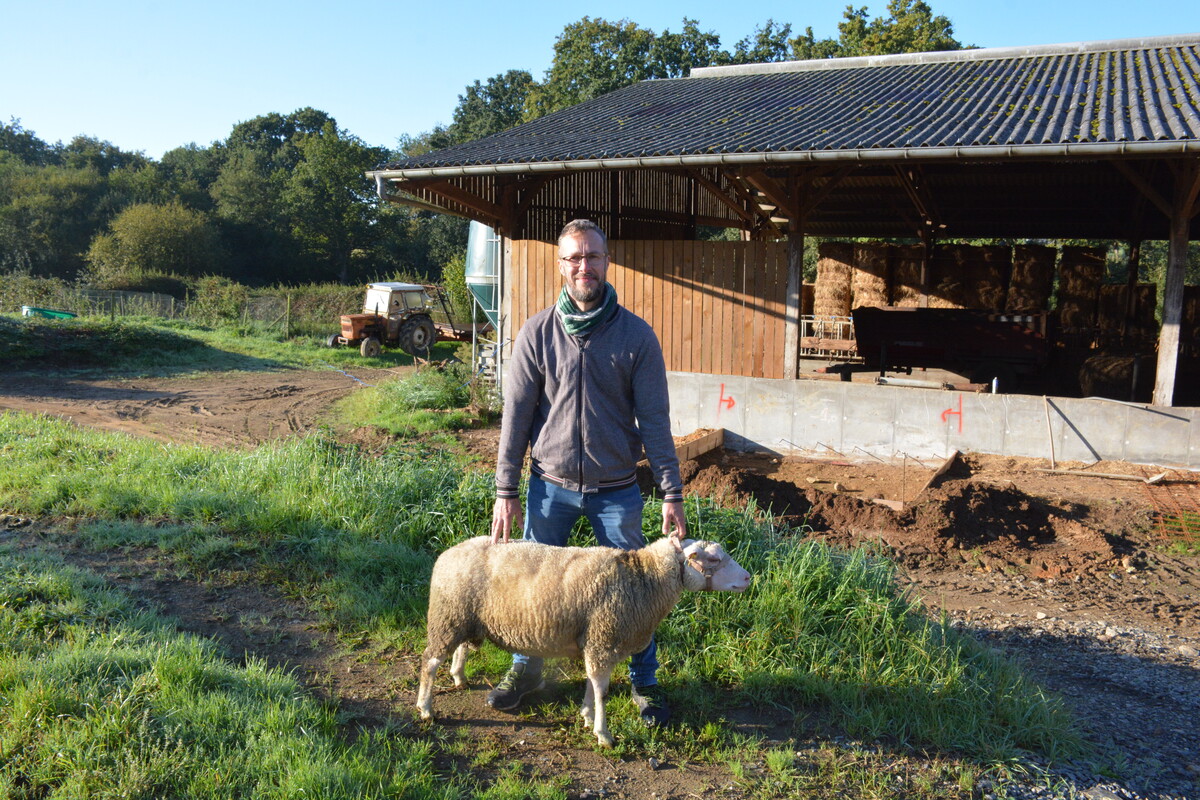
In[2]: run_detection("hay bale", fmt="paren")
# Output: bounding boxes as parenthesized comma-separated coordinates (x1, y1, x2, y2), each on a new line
(1007, 245, 1056, 312)
(976, 246, 1010, 311)
(851, 243, 890, 309)
(1078, 353, 1155, 402)
(927, 245, 969, 309)
(1056, 246, 1106, 330)
(891, 244, 925, 307)
(801, 283, 815, 316)
(814, 241, 853, 317)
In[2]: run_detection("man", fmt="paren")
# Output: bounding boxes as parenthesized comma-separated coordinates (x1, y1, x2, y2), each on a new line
(489, 218, 688, 727)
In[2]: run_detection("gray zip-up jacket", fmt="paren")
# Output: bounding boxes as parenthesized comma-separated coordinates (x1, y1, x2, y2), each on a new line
(495, 304, 683, 501)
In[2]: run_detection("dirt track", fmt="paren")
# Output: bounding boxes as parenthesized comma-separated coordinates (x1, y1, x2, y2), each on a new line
(3, 369, 1199, 797)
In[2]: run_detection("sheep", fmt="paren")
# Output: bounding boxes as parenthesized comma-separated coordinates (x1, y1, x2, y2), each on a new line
(416, 535, 752, 747)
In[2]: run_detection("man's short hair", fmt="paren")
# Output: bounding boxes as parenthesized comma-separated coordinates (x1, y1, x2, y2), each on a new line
(559, 219, 607, 250)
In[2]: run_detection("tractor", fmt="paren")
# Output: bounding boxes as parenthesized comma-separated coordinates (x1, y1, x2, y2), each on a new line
(327, 282, 488, 358)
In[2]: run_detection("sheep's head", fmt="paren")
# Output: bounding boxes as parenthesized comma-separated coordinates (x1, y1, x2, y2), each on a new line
(679, 540, 752, 592)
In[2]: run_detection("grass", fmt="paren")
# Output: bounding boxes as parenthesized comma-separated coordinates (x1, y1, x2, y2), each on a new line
(0, 316, 1095, 796)
(0, 546, 556, 799)
(0, 312, 462, 377)
(0, 411, 1091, 790)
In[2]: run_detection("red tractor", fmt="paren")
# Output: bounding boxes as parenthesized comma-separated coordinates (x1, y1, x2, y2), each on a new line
(327, 282, 487, 358)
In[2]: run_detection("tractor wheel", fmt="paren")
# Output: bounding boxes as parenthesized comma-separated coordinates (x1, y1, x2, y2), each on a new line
(360, 337, 382, 358)
(325, 333, 341, 348)
(398, 316, 436, 357)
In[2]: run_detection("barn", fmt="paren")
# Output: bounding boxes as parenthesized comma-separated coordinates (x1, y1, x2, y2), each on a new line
(369, 34, 1200, 467)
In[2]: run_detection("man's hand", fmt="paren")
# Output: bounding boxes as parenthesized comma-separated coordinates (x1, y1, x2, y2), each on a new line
(491, 497, 524, 544)
(661, 500, 688, 541)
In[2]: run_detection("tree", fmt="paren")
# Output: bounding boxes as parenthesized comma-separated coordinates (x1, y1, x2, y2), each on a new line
(0, 118, 59, 166)
(84, 201, 224, 287)
(790, 1, 963, 59)
(523, 17, 724, 119)
(730, 20, 794, 64)
(450, 70, 536, 144)
(281, 122, 389, 283)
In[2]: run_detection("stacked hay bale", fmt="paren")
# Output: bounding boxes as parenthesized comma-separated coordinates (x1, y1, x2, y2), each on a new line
(813, 242, 853, 317)
(926, 245, 969, 308)
(891, 244, 925, 307)
(1097, 284, 1158, 346)
(1007, 245, 1056, 312)
(801, 283, 815, 316)
(851, 242, 890, 309)
(1056, 246, 1107, 330)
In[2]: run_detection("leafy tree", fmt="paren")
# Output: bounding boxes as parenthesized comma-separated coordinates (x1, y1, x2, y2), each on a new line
(0, 157, 112, 277)
(84, 201, 224, 287)
(524, 17, 724, 118)
(450, 70, 536, 143)
(281, 122, 389, 283)
(159, 143, 224, 211)
(0, 118, 59, 166)
(730, 20, 794, 64)
(59, 135, 148, 175)
(791, 1, 963, 59)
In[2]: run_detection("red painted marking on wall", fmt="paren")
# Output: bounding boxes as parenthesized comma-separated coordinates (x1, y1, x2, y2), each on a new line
(940, 394, 963, 434)
(717, 383, 736, 416)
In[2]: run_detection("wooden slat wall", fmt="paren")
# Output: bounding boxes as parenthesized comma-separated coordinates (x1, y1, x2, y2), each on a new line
(508, 239, 789, 379)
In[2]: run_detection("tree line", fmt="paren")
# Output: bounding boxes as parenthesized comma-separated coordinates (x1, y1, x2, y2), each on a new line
(1, 2, 961, 297)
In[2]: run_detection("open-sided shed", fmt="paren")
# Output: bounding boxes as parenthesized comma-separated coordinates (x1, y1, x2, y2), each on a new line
(369, 35, 1200, 406)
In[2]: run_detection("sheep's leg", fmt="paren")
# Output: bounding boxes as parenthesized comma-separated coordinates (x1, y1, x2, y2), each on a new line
(449, 643, 470, 688)
(416, 652, 442, 720)
(582, 655, 616, 748)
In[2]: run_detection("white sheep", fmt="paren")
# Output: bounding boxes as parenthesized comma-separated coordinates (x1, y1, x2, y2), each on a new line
(416, 535, 751, 747)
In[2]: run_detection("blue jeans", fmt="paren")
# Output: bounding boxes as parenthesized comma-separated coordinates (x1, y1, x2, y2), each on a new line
(512, 476, 659, 686)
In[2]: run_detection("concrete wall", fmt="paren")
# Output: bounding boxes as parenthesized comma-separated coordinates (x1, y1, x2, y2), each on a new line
(667, 372, 1200, 470)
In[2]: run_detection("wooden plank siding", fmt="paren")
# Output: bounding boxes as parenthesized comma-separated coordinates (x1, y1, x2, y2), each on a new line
(507, 239, 790, 379)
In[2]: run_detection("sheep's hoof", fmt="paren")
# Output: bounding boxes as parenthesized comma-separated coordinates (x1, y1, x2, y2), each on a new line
(418, 708, 434, 721)
(596, 733, 615, 749)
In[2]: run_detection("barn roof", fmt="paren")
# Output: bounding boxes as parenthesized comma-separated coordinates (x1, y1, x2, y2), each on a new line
(378, 35, 1200, 175)
(369, 35, 1200, 241)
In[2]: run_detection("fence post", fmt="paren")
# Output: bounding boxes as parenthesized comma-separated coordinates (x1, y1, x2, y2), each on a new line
(285, 293, 291, 339)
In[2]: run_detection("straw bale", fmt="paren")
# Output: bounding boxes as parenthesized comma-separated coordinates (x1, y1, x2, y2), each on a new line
(814, 241, 853, 317)
(1078, 353, 1155, 403)
(972, 246, 1010, 311)
(1007, 245, 1055, 312)
(926, 245, 970, 309)
(851, 243, 890, 309)
(1097, 284, 1158, 344)
(801, 283, 815, 316)
(1056, 246, 1106, 329)
(891, 244, 925, 307)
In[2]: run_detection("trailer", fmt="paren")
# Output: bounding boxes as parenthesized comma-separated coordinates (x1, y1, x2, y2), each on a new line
(850, 306, 1051, 391)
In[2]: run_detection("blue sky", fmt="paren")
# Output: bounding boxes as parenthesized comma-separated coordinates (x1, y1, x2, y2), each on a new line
(3, 0, 1197, 160)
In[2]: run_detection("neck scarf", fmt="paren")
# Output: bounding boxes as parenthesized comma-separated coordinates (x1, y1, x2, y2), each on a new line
(556, 283, 618, 336)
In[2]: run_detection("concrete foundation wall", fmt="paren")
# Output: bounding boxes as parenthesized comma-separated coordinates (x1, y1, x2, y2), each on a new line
(667, 372, 1200, 470)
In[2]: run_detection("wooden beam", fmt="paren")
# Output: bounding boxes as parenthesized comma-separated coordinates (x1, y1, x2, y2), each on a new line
(799, 165, 854, 219)
(891, 164, 944, 230)
(784, 169, 805, 380)
(1112, 161, 1172, 218)
(743, 169, 799, 220)
(420, 180, 505, 226)
(677, 168, 757, 227)
(1152, 161, 1200, 406)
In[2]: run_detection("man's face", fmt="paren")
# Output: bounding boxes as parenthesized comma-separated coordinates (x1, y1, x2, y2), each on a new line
(558, 230, 609, 308)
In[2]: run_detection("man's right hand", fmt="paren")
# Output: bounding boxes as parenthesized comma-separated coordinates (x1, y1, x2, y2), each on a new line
(491, 497, 524, 543)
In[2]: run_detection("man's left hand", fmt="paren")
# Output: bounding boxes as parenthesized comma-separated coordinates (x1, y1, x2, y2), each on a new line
(661, 500, 688, 541)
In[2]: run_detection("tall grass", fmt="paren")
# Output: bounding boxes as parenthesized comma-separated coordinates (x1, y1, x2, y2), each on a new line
(0, 547, 487, 799)
(0, 411, 1085, 770)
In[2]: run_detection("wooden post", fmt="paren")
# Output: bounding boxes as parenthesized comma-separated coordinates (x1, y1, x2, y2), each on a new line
(1152, 163, 1200, 407)
(783, 171, 804, 380)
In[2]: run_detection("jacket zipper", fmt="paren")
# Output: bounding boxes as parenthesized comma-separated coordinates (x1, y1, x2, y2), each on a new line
(576, 336, 587, 487)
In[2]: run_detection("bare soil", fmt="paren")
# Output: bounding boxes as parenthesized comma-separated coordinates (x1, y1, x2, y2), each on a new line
(3, 368, 1199, 798)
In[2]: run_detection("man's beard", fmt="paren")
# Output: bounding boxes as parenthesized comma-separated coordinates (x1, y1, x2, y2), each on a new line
(567, 280, 603, 306)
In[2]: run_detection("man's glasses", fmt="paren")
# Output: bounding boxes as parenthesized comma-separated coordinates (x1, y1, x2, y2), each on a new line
(559, 253, 607, 266)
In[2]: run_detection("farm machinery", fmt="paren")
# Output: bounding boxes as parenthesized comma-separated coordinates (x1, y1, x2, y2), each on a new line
(327, 282, 490, 358)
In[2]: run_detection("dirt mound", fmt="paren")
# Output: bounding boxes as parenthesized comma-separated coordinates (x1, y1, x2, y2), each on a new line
(678, 460, 812, 521)
(679, 463, 1125, 578)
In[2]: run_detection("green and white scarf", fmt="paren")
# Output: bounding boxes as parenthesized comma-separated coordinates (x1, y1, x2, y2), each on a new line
(556, 283, 618, 336)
